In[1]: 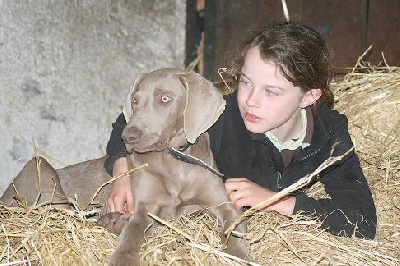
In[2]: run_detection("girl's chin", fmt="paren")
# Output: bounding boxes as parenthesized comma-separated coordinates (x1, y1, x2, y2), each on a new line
(243, 122, 268, 134)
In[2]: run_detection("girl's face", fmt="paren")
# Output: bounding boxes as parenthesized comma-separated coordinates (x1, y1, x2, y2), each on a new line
(237, 46, 318, 141)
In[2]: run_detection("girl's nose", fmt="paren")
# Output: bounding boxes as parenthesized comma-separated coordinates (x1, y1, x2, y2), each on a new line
(246, 89, 260, 107)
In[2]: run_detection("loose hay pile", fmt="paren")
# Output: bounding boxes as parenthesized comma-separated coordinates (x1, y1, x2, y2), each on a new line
(1, 66, 399, 265)
(0, 205, 116, 265)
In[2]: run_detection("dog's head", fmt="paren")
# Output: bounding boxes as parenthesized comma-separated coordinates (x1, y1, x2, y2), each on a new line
(122, 68, 225, 153)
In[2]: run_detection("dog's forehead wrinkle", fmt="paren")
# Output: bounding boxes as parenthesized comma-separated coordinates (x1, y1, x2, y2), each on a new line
(152, 87, 179, 97)
(142, 69, 181, 82)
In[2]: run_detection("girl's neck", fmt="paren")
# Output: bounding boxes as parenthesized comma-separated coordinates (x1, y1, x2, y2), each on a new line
(271, 108, 304, 143)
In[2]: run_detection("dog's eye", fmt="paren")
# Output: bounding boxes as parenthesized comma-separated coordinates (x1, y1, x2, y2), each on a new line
(131, 97, 138, 105)
(160, 95, 172, 104)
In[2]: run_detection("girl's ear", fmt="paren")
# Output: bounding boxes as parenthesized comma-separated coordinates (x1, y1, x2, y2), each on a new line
(300, 88, 322, 108)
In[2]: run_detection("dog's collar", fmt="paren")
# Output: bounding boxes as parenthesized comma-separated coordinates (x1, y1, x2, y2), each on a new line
(166, 146, 224, 178)
(166, 138, 224, 178)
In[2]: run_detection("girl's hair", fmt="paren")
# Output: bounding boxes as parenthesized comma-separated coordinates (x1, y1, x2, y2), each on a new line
(229, 21, 334, 109)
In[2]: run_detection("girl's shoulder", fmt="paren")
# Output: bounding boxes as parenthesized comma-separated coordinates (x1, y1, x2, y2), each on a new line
(223, 92, 238, 109)
(317, 102, 348, 129)
(313, 102, 354, 156)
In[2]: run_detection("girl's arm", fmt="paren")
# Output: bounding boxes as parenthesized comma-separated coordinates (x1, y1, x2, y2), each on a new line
(104, 113, 134, 216)
(293, 116, 377, 239)
(105, 113, 128, 175)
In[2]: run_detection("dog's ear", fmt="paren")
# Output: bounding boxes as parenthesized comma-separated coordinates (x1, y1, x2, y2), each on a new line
(180, 72, 226, 143)
(123, 74, 143, 123)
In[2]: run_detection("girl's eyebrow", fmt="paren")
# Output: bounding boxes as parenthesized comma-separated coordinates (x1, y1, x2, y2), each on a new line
(239, 72, 250, 80)
(240, 72, 286, 91)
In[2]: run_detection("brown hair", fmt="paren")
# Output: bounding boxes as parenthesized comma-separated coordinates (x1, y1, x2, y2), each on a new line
(229, 22, 334, 108)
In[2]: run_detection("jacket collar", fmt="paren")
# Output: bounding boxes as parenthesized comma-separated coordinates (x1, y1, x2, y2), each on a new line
(248, 102, 332, 156)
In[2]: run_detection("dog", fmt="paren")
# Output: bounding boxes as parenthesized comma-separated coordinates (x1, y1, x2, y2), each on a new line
(0, 68, 247, 265)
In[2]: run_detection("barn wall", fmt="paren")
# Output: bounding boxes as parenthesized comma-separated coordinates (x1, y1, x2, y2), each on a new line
(0, 0, 186, 193)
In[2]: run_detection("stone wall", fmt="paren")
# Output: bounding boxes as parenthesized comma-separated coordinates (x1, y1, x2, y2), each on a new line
(0, 0, 186, 193)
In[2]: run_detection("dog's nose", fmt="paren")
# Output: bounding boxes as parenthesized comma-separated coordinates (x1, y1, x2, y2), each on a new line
(122, 127, 141, 144)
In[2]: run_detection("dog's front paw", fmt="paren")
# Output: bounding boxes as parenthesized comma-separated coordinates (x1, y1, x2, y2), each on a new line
(225, 237, 248, 260)
(108, 250, 140, 266)
(97, 212, 127, 234)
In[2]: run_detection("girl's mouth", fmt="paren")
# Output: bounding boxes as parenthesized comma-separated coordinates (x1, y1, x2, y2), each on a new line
(244, 112, 260, 123)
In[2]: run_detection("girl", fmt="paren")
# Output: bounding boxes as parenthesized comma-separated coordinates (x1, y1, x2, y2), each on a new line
(104, 22, 376, 239)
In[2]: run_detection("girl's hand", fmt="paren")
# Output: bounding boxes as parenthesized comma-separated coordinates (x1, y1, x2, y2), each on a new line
(224, 177, 295, 216)
(106, 157, 134, 218)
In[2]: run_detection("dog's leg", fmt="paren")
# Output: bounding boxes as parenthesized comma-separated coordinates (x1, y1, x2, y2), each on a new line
(209, 203, 248, 259)
(191, 177, 248, 258)
(56, 157, 111, 211)
(1, 156, 70, 209)
(108, 204, 154, 266)
(191, 176, 248, 259)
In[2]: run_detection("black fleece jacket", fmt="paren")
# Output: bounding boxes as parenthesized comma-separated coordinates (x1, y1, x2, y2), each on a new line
(105, 93, 377, 239)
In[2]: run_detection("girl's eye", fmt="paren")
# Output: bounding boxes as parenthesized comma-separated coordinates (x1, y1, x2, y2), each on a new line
(266, 90, 278, 97)
(160, 95, 172, 103)
(238, 78, 253, 88)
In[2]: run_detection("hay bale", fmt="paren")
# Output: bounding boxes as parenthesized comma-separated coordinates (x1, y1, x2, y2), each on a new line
(1, 66, 399, 265)
(332, 66, 400, 262)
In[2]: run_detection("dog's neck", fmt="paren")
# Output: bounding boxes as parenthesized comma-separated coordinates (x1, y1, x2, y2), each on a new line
(168, 128, 195, 152)
(177, 141, 191, 152)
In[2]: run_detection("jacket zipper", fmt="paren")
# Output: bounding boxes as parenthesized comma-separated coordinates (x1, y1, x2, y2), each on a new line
(276, 171, 283, 190)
